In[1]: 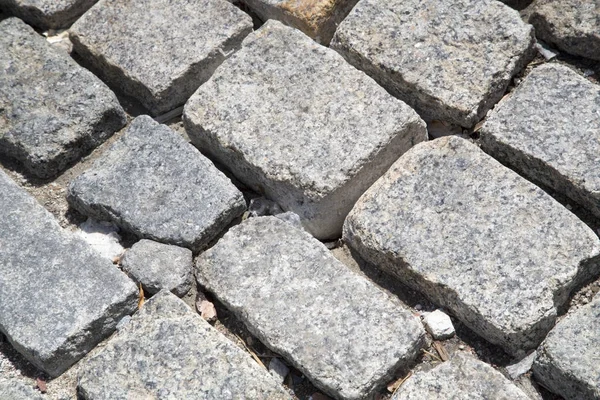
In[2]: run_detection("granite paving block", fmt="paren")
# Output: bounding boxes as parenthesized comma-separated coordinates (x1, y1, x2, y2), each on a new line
(239, 0, 359, 44)
(78, 291, 290, 400)
(68, 115, 245, 251)
(0, 0, 97, 29)
(69, 0, 253, 116)
(392, 353, 530, 399)
(184, 21, 426, 240)
(121, 239, 193, 297)
(530, 0, 600, 61)
(196, 216, 426, 400)
(330, 0, 535, 127)
(533, 294, 600, 400)
(0, 17, 126, 179)
(481, 64, 600, 219)
(0, 379, 44, 400)
(0, 170, 138, 377)
(343, 136, 600, 356)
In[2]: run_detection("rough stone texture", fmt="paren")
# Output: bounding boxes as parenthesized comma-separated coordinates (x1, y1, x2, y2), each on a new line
(533, 294, 600, 400)
(197, 216, 426, 400)
(0, 0, 98, 29)
(69, 0, 253, 116)
(68, 116, 246, 251)
(0, 379, 44, 400)
(330, 0, 535, 127)
(239, 0, 359, 44)
(422, 310, 455, 340)
(481, 64, 600, 219)
(530, 0, 600, 61)
(392, 353, 530, 399)
(121, 239, 193, 297)
(343, 136, 600, 356)
(0, 170, 138, 377)
(0, 17, 126, 179)
(77, 291, 290, 400)
(184, 21, 427, 240)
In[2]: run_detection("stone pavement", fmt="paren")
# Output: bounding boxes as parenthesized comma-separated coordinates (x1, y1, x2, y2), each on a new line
(1, 0, 600, 399)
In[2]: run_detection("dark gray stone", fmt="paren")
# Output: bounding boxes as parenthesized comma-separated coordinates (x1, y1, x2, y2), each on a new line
(197, 216, 426, 400)
(121, 239, 193, 297)
(0, 379, 44, 400)
(0, 0, 97, 29)
(69, 0, 253, 115)
(392, 353, 530, 399)
(330, 0, 535, 127)
(68, 116, 246, 251)
(77, 291, 290, 400)
(0, 17, 126, 179)
(481, 64, 600, 219)
(533, 295, 600, 400)
(344, 136, 600, 356)
(0, 170, 138, 377)
(184, 21, 426, 240)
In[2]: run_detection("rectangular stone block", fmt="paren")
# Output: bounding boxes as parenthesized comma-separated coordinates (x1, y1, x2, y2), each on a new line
(184, 20, 426, 240)
(78, 291, 290, 399)
(330, 0, 535, 127)
(68, 116, 246, 251)
(344, 136, 600, 356)
(196, 216, 426, 400)
(0, 170, 138, 377)
(69, 0, 253, 115)
(0, 0, 97, 29)
(481, 63, 600, 219)
(0, 17, 126, 179)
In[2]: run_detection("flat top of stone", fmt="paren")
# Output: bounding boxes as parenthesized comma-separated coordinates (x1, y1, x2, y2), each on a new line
(0, 170, 137, 377)
(0, 0, 98, 29)
(393, 353, 529, 399)
(68, 115, 245, 251)
(184, 20, 424, 200)
(0, 17, 125, 177)
(0, 379, 44, 400)
(70, 0, 252, 96)
(481, 63, 600, 193)
(331, 0, 533, 126)
(344, 136, 600, 354)
(197, 216, 425, 400)
(78, 290, 290, 400)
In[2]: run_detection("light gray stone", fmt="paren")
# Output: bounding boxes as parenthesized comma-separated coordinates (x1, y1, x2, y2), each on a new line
(481, 63, 600, 219)
(0, 17, 126, 179)
(0, 379, 44, 400)
(533, 294, 600, 400)
(0, 0, 97, 29)
(506, 351, 536, 380)
(69, 0, 252, 116)
(0, 170, 138, 377)
(184, 21, 427, 240)
(530, 0, 600, 61)
(330, 0, 535, 127)
(68, 115, 246, 251)
(197, 216, 426, 400)
(343, 136, 600, 356)
(392, 353, 530, 400)
(121, 239, 193, 297)
(269, 358, 290, 384)
(77, 291, 290, 400)
(422, 310, 455, 340)
(239, 0, 359, 44)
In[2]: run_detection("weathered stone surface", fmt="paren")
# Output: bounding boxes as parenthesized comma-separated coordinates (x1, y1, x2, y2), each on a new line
(0, 379, 44, 400)
(533, 294, 600, 400)
(184, 21, 426, 240)
(344, 136, 600, 356)
(530, 0, 600, 61)
(69, 0, 252, 115)
(121, 239, 193, 297)
(78, 291, 290, 399)
(197, 216, 426, 400)
(239, 0, 359, 44)
(0, 17, 126, 179)
(392, 353, 530, 399)
(330, 0, 535, 127)
(0, 0, 97, 29)
(68, 116, 245, 251)
(0, 170, 138, 377)
(481, 64, 600, 218)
